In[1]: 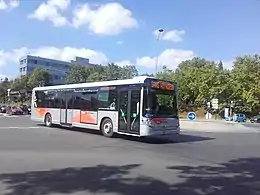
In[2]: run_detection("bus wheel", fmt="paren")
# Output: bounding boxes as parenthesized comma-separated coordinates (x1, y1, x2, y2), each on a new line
(101, 118, 114, 137)
(44, 113, 52, 127)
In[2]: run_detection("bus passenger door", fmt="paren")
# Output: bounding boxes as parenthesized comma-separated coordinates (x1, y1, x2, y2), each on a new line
(118, 88, 141, 134)
(60, 91, 73, 125)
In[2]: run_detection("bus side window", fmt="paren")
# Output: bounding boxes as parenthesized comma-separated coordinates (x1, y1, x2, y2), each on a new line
(98, 87, 117, 110)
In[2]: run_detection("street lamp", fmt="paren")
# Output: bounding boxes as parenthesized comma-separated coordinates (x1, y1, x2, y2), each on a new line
(155, 28, 164, 77)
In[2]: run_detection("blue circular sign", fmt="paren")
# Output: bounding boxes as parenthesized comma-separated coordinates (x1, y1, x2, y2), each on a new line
(187, 112, 196, 121)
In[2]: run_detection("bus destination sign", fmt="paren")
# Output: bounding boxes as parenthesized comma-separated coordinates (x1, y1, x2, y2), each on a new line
(151, 81, 174, 90)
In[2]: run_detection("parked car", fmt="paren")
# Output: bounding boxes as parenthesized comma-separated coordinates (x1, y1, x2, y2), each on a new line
(233, 113, 246, 122)
(10, 106, 24, 115)
(250, 115, 260, 123)
(1, 105, 7, 113)
(19, 104, 31, 115)
(27, 105, 31, 115)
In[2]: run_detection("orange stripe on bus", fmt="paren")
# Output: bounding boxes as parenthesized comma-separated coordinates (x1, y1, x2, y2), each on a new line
(36, 108, 47, 117)
(73, 111, 97, 124)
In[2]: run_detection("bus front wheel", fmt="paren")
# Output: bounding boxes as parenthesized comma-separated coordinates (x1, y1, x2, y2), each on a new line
(44, 113, 52, 127)
(101, 118, 114, 137)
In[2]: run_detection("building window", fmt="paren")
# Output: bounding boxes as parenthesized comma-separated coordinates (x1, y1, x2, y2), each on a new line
(20, 68, 23, 72)
(34, 60, 37, 64)
(20, 59, 27, 64)
(74, 90, 98, 111)
(27, 67, 34, 72)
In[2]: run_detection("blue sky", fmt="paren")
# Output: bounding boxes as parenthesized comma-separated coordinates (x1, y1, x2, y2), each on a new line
(0, 0, 260, 79)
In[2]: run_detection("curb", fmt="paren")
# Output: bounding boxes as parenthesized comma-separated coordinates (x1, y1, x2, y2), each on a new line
(180, 128, 259, 133)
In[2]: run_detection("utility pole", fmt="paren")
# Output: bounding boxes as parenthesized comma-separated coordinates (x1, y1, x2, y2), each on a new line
(155, 28, 164, 77)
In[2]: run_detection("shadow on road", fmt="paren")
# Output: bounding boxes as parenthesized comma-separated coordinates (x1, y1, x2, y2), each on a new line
(36, 124, 214, 145)
(118, 134, 215, 145)
(167, 157, 260, 195)
(1, 158, 259, 195)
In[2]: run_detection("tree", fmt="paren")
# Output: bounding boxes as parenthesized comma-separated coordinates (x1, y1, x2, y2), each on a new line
(28, 68, 50, 88)
(230, 55, 260, 113)
(173, 57, 232, 108)
(218, 60, 224, 70)
(0, 77, 10, 103)
(66, 63, 139, 84)
(11, 75, 30, 91)
(66, 65, 95, 84)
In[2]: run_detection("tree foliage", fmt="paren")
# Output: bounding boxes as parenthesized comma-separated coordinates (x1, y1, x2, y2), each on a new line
(0, 55, 259, 115)
(155, 55, 260, 115)
(0, 68, 50, 103)
(66, 63, 138, 84)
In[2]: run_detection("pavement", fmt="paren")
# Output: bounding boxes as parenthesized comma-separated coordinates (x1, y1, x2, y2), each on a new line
(0, 116, 260, 195)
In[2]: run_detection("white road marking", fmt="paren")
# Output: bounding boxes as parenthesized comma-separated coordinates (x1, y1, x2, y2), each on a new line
(0, 126, 41, 129)
(0, 115, 30, 118)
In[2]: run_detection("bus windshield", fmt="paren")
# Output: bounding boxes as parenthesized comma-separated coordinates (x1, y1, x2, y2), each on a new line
(143, 88, 178, 118)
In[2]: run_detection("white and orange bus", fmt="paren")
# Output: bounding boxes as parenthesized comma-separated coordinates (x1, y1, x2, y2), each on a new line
(31, 76, 180, 138)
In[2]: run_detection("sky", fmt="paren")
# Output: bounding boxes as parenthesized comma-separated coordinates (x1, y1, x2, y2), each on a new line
(0, 0, 260, 79)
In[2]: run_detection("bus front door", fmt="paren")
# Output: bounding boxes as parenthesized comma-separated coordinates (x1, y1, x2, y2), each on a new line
(60, 91, 73, 125)
(118, 88, 140, 135)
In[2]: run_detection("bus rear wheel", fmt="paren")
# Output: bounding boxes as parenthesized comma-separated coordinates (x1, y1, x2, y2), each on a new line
(44, 113, 52, 127)
(101, 118, 114, 137)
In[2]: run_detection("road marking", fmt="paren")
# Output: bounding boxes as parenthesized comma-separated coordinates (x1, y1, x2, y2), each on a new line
(0, 126, 41, 129)
(0, 115, 30, 118)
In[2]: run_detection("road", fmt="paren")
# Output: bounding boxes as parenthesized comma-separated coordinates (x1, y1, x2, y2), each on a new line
(0, 116, 260, 195)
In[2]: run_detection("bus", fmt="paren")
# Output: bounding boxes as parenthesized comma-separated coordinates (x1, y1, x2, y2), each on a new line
(31, 76, 180, 138)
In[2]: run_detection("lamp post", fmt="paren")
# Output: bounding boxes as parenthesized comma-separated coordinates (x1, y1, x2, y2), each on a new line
(155, 28, 164, 77)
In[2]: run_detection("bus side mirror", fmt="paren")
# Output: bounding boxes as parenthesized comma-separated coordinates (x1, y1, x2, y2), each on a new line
(136, 102, 139, 115)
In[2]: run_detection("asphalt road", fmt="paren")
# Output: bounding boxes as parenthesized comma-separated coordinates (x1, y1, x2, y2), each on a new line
(0, 116, 260, 195)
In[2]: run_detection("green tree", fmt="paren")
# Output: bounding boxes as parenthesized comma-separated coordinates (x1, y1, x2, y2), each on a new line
(10, 75, 30, 91)
(218, 60, 224, 70)
(174, 57, 231, 107)
(66, 63, 139, 84)
(156, 65, 175, 81)
(66, 65, 90, 84)
(230, 54, 260, 113)
(0, 77, 11, 103)
(28, 68, 50, 88)
(120, 65, 138, 79)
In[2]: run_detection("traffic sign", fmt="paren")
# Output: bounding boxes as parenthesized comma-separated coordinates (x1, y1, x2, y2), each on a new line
(187, 112, 196, 121)
(212, 98, 219, 109)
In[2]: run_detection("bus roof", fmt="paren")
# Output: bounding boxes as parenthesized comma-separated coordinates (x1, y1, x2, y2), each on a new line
(33, 76, 173, 91)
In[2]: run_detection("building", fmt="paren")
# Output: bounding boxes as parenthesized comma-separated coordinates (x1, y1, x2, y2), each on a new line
(19, 55, 94, 85)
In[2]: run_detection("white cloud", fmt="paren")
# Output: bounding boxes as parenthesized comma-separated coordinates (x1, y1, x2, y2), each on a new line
(28, 0, 70, 27)
(116, 41, 124, 45)
(153, 29, 185, 42)
(0, 46, 108, 67)
(72, 2, 138, 35)
(28, 1, 137, 35)
(115, 60, 132, 67)
(136, 48, 195, 69)
(0, 0, 19, 10)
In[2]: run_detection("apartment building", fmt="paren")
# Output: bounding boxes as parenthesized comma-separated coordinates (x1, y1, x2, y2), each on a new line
(19, 55, 93, 85)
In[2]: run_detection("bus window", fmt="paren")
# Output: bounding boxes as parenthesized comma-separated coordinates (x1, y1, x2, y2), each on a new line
(74, 91, 98, 111)
(34, 90, 60, 108)
(98, 87, 117, 110)
(143, 88, 178, 118)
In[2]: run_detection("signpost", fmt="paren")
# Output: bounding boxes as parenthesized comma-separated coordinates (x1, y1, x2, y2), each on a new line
(212, 99, 219, 109)
(212, 99, 219, 120)
(187, 112, 196, 121)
